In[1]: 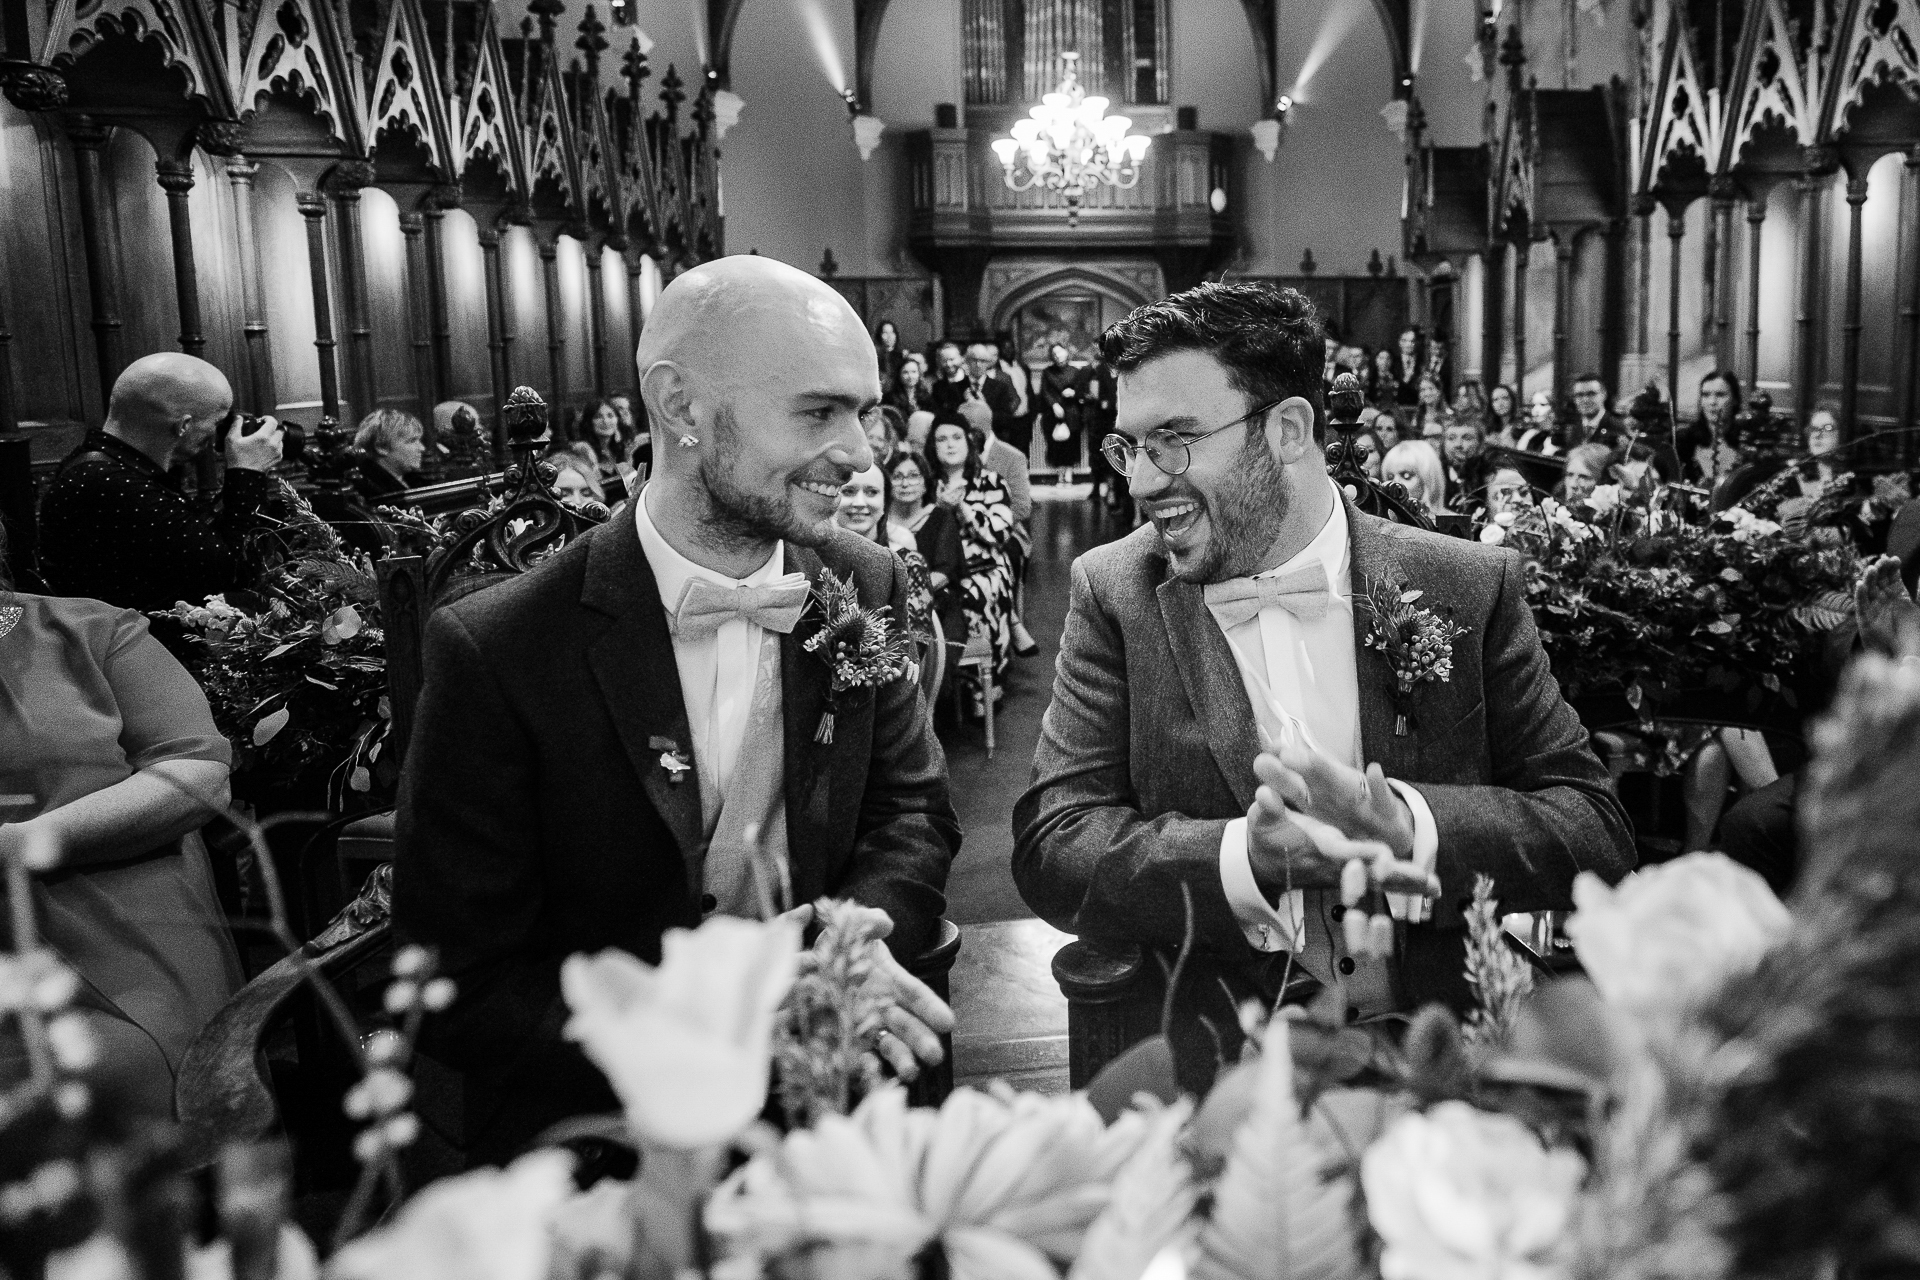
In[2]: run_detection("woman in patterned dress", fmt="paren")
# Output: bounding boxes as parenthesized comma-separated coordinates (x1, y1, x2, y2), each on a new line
(924, 414, 1015, 703)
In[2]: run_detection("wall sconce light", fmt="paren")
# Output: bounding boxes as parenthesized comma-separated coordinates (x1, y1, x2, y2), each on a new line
(852, 112, 886, 161)
(1250, 95, 1290, 162)
(1380, 98, 1410, 139)
(841, 88, 860, 115)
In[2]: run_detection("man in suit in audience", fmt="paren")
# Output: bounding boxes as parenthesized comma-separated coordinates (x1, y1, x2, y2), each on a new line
(930, 341, 1022, 442)
(1012, 283, 1634, 1088)
(396, 255, 960, 1164)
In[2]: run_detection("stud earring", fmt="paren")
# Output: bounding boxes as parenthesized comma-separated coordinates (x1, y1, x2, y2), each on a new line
(678, 434, 699, 448)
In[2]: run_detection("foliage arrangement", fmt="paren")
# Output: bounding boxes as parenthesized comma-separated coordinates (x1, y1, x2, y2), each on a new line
(1480, 482, 1857, 720)
(155, 486, 393, 807)
(1357, 578, 1470, 736)
(803, 567, 915, 743)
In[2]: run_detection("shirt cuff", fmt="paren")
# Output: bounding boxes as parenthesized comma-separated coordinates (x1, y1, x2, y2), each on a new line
(1385, 779, 1438, 924)
(1218, 817, 1305, 952)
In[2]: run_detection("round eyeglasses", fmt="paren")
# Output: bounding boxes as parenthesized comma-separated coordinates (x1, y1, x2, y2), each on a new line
(1100, 400, 1282, 478)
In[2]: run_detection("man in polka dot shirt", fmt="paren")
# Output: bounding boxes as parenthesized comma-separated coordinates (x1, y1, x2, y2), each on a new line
(39, 354, 286, 656)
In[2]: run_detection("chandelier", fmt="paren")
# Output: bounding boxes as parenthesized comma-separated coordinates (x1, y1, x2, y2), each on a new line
(990, 53, 1151, 227)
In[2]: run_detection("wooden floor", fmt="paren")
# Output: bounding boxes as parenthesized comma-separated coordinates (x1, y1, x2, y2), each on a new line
(939, 486, 1135, 1095)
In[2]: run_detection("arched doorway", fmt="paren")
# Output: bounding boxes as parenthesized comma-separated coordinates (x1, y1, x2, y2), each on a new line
(988, 263, 1160, 365)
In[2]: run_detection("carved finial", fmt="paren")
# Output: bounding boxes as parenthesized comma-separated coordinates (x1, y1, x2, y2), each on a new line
(818, 246, 839, 278)
(529, 0, 565, 44)
(502, 386, 550, 467)
(1367, 248, 1385, 276)
(575, 4, 608, 75)
(622, 36, 651, 101)
(1299, 247, 1317, 275)
(659, 62, 685, 123)
(308, 417, 355, 495)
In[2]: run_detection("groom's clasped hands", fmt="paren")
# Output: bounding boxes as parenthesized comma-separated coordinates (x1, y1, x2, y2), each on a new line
(1246, 739, 1442, 904)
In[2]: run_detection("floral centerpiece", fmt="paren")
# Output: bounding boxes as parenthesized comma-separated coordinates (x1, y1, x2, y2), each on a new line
(1480, 479, 1857, 722)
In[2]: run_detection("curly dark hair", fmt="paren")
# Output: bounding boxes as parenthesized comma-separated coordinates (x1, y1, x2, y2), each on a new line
(1098, 281, 1327, 441)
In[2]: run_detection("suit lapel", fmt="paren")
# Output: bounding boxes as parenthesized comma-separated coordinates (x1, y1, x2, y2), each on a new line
(581, 518, 707, 892)
(1345, 504, 1419, 777)
(1156, 576, 1261, 812)
(781, 543, 831, 901)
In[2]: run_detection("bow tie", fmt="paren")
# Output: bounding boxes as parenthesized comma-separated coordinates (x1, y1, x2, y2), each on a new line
(670, 574, 811, 640)
(1203, 564, 1333, 627)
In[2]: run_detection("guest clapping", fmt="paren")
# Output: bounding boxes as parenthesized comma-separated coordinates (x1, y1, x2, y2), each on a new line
(0, 521, 241, 1120)
(926, 414, 1016, 702)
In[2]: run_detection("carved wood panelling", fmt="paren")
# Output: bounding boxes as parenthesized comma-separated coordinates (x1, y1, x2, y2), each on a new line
(1724, 0, 1819, 165)
(459, 3, 526, 190)
(1821, 0, 1920, 138)
(236, 0, 366, 150)
(42, 0, 238, 120)
(367, 0, 457, 177)
(1642, 6, 1721, 193)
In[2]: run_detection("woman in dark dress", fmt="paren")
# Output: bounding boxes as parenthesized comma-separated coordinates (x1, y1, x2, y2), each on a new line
(886, 450, 968, 673)
(0, 523, 242, 1120)
(1676, 369, 1744, 490)
(874, 320, 908, 393)
(1035, 343, 1088, 478)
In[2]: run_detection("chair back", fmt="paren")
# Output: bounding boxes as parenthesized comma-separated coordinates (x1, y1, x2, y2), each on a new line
(379, 386, 609, 769)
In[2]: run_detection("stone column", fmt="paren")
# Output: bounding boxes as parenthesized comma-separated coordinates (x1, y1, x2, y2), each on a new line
(1511, 239, 1530, 393)
(478, 223, 510, 464)
(66, 118, 126, 407)
(154, 157, 205, 356)
(1794, 150, 1837, 425)
(1839, 170, 1871, 438)
(296, 190, 342, 420)
(424, 194, 455, 405)
(400, 211, 438, 420)
(219, 154, 275, 413)
(1551, 232, 1574, 406)
(1708, 175, 1739, 370)
(586, 240, 610, 397)
(539, 237, 565, 429)
(1666, 206, 1686, 408)
(329, 162, 377, 425)
(1743, 195, 1767, 388)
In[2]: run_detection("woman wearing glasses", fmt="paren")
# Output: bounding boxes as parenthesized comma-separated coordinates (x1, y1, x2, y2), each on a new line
(925, 413, 1016, 712)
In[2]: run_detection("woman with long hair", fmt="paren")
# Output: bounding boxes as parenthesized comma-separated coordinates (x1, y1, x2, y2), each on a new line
(1416, 372, 1453, 437)
(1371, 347, 1397, 409)
(887, 450, 968, 663)
(1382, 440, 1448, 518)
(1678, 369, 1743, 486)
(1486, 383, 1519, 446)
(885, 356, 932, 416)
(874, 319, 907, 391)
(573, 397, 632, 479)
(924, 413, 1015, 700)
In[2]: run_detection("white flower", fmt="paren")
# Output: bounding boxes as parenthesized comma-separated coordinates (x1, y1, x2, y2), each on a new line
(1584, 484, 1623, 516)
(1362, 1101, 1586, 1280)
(321, 604, 364, 645)
(1494, 511, 1517, 528)
(1566, 852, 1790, 1025)
(562, 914, 801, 1149)
(1720, 507, 1782, 542)
(707, 1085, 1168, 1280)
(326, 1151, 572, 1280)
(1479, 524, 1507, 545)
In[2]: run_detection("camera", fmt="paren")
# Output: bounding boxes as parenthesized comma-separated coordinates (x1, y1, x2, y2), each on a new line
(216, 411, 307, 466)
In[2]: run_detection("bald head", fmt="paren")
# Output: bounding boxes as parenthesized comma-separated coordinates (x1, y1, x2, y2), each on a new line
(105, 353, 234, 466)
(635, 255, 882, 575)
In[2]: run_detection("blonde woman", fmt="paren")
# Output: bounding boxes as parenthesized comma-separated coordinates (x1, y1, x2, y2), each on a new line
(1382, 440, 1448, 518)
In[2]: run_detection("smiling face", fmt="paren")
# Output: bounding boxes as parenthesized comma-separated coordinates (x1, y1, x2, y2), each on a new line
(1116, 349, 1294, 584)
(1572, 379, 1606, 420)
(1442, 423, 1482, 465)
(877, 321, 898, 349)
(931, 421, 970, 472)
(937, 344, 964, 378)
(591, 403, 620, 437)
(865, 414, 895, 463)
(964, 345, 996, 381)
(899, 360, 921, 388)
(1418, 376, 1443, 408)
(834, 465, 885, 536)
(888, 455, 927, 508)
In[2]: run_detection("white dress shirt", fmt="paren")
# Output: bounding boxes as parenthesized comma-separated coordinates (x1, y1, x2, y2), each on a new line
(634, 486, 786, 800)
(1212, 480, 1439, 954)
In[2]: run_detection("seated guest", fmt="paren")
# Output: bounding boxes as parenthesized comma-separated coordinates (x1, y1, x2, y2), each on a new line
(886, 356, 932, 417)
(1557, 442, 1614, 506)
(1382, 439, 1449, 519)
(1415, 373, 1452, 437)
(574, 398, 633, 483)
(1678, 369, 1743, 488)
(1486, 383, 1519, 445)
(929, 342, 1022, 446)
(352, 408, 427, 502)
(1440, 417, 1490, 511)
(992, 331, 1036, 456)
(1566, 373, 1625, 449)
(836, 463, 914, 554)
(1013, 282, 1630, 1089)
(1483, 465, 1533, 519)
(874, 319, 908, 391)
(926, 413, 1016, 698)
(1510, 390, 1561, 455)
(887, 450, 968, 663)
(1371, 347, 1397, 409)
(1353, 429, 1385, 481)
(546, 452, 606, 509)
(395, 256, 959, 1165)
(1452, 380, 1488, 423)
(1797, 408, 1844, 495)
(905, 408, 936, 454)
(868, 405, 905, 470)
(0, 522, 242, 1121)
(38, 354, 285, 660)
(1372, 409, 1403, 452)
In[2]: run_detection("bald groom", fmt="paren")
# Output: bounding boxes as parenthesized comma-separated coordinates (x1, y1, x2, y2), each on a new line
(394, 256, 960, 1164)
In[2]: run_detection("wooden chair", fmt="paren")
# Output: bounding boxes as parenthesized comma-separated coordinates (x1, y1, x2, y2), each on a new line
(951, 624, 997, 757)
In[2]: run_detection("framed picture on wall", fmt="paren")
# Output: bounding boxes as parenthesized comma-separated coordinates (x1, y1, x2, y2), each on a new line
(1015, 295, 1104, 367)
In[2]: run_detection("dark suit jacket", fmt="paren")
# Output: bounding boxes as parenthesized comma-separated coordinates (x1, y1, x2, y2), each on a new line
(394, 515, 959, 1162)
(1012, 502, 1632, 1031)
(929, 374, 1022, 441)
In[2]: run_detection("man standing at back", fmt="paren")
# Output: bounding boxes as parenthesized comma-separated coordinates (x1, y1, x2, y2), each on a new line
(396, 256, 960, 1164)
(1013, 283, 1632, 1087)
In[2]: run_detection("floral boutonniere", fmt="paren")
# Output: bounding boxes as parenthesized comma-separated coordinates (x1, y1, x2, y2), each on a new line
(802, 569, 913, 745)
(1359, 577, 1470, 736)
(649, 735, 693, 784)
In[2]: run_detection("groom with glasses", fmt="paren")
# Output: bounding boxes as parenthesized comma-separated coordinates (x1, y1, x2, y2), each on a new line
(1013, 283, 1633, 1087)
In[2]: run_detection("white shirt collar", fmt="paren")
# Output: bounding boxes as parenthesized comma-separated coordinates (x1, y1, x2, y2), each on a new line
(1255, 477, 1350, 599)
(633, 483, 785, 615)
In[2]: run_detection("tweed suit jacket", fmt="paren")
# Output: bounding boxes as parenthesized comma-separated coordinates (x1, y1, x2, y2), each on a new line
(395, 513, 959, 1161)
(1012, 500, 1634, 1011)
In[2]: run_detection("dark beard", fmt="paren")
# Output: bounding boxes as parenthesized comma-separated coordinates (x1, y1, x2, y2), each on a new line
(696, 403, 835, 549)
(1172, 426, 1293, 584)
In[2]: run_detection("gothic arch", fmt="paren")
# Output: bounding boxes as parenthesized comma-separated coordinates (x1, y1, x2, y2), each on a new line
(986, 263, 1160, 335)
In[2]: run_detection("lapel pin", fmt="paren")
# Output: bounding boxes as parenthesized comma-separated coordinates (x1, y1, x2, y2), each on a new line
(649, 736, 693, 784)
